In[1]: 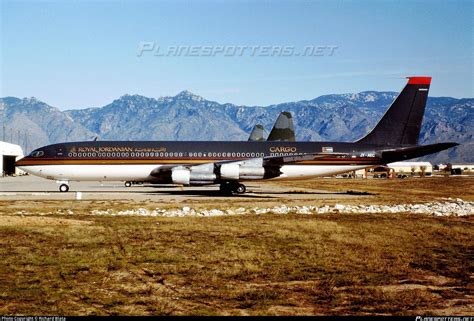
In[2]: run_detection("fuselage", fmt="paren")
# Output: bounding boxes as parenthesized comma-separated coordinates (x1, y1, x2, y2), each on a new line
(16, 140, 386, 183)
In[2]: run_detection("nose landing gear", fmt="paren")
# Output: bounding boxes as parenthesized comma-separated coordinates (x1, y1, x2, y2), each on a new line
(59, 183, 69, 192)
(56, 180, 70, 192)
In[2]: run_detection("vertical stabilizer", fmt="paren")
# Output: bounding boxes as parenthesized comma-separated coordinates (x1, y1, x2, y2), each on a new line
(356, 76, 431, 146)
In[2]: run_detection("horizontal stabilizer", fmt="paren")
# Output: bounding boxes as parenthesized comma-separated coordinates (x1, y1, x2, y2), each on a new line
(381, 142, 459, 162)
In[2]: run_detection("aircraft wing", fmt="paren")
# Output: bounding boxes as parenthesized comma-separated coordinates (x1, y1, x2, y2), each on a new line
(212, 151, 349, 167)
(247, 111, 296, 142)
(149, 152, 350, 184)
(248, 124, 265, 142)
(267, 111, 295, 142)
(261, 152, 348, 166)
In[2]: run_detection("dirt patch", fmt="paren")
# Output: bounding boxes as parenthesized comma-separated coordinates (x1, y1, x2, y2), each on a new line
(0, 215, 93, 227)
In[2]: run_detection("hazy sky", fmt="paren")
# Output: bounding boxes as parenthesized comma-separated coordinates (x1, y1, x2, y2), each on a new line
(1, 0, 472, 109)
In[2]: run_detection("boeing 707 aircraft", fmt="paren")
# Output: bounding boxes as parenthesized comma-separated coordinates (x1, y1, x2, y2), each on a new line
(16, 77, 458, 195)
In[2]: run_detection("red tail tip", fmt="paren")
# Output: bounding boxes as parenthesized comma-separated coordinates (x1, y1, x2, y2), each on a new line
(407, 76, 432, 85)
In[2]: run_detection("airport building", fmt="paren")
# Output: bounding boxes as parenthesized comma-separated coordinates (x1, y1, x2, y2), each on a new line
(437, 163, 474, 175)
(449, 164, 474, 171)
(354, 161, 433, 178)
(385, 161, 433, 175)
(0, 141, 24, 176)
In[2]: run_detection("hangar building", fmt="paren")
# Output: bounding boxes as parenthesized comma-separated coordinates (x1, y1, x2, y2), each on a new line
(0, 141, 24, 176)
(354, 161, 433, 178)
(385, 161, 433, 175)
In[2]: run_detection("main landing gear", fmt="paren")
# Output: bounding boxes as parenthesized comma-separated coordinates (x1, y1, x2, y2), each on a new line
(124, 181, 132, 187)
(219, 181, 246, 196)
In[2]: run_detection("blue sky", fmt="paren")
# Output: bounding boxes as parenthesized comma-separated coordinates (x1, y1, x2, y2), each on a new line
(1, 0, 472, 109)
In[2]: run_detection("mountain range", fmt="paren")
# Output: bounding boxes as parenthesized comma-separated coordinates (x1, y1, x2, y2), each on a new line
(1, 90, 472, 164)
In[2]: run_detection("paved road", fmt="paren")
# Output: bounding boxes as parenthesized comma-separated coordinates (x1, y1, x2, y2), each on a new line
(0, 175, 362, 201)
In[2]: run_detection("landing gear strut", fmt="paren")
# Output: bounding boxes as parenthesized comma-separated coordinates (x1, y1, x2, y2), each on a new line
(219, 181, 246, 196)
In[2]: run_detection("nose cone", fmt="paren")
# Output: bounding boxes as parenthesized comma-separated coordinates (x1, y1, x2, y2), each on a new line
(15, 157, 35, 176)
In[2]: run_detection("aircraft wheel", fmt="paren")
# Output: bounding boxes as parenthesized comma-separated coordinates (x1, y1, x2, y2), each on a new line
(59, 184, 69, 192)
(125, 181, 132, 187)
(236, 183, 246, 194)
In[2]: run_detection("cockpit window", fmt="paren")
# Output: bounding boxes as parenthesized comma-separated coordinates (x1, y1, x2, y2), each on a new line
(55, 147, 64, 156)
(30, 150, 44, 157)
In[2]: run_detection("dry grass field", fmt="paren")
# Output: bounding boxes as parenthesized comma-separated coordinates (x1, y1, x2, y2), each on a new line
(0, 177, 473, 316)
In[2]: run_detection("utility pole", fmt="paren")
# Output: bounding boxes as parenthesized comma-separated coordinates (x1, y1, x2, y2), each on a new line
(25, 131, 28, 154)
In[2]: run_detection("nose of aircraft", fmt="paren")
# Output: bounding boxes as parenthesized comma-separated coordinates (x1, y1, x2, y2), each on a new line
(15, 156, 26, 167)
(14, 157, 35, 175)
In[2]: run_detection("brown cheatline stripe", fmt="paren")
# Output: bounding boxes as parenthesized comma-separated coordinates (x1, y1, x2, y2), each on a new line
(16, 159, 212, 165)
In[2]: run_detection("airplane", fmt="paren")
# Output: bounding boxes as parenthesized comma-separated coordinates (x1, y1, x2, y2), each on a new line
(248, 111, 295, 142)
(16, 77, 458, 195)
(248, 124, 265, 142)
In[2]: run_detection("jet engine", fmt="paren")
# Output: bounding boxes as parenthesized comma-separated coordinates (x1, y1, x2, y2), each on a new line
(220, 164, 280, 180)
(171, 168, 216, 185)
(165, 162, 281, 185)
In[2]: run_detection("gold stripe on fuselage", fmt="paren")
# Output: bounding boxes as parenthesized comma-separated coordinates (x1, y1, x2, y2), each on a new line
(16, 157, 382, 166)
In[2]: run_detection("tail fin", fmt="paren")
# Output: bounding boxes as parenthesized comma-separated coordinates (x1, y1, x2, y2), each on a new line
(356, 76, 431, 146)
(267, 111, 295, 142)
(248, 124, 265, 142)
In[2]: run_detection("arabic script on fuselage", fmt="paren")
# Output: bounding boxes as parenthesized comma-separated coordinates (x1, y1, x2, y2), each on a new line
(71, 146, 167, 153)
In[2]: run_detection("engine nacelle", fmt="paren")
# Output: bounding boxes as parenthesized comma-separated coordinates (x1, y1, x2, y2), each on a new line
(220, 164, 268, 180)
(220, 164, 239, 180)
(171, 169, 190, 185)
(172, 169, 217, 185)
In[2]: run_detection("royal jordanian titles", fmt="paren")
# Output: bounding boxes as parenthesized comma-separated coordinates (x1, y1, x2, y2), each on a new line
(16, 77, 458, 195)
